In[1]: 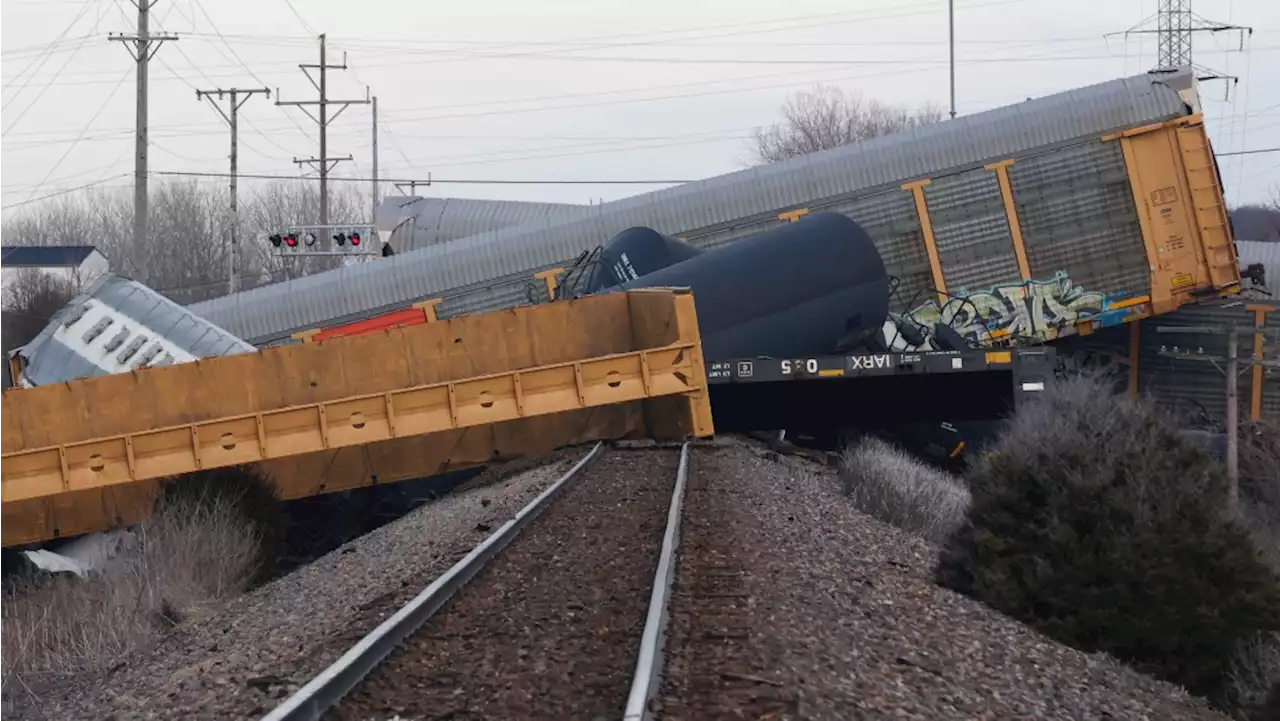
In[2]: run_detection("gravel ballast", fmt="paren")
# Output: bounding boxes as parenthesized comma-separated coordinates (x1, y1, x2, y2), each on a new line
(18, 450, 585, 721)
(656, 440, 1228, 720)
(331, 447, 681, 721)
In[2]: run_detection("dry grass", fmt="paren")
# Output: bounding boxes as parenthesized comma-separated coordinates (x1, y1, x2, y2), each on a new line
(1, 476, 267, 712)
(838, 436, 970, 544)
(1227, 631, 1280, 720)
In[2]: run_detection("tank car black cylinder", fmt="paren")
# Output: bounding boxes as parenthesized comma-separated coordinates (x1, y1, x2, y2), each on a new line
(611, 211, 889, 360)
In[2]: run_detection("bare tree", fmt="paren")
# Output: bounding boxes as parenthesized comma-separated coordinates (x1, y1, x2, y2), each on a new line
(1231, 202, 1280, 243)
(1, 181, 371, 306)
(751, 84, 944, 164)
(2, 270, 79, 386)
(241, 182, 369, 286)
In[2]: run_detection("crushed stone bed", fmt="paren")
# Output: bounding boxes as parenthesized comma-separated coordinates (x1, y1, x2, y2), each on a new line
(655, 440, 1226, 721)
(17, 439, 1233, 721)
(21, 449, 585, 721)
(331, 447, 680, 721)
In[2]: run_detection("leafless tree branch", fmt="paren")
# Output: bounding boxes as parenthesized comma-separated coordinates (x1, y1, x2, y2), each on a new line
(751, 84, 944, 164)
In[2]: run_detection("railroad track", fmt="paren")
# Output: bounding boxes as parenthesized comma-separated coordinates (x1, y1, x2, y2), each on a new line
(261, 440, 694, 721)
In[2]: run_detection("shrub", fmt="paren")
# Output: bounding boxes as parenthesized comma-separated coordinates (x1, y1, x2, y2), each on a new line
(934, 375, 1280, 706)
(1240, 421, 1280, 574)
(838, 436, 970, 544)
(1228, 631, 1280, 720)
(1, 467, 276, 710)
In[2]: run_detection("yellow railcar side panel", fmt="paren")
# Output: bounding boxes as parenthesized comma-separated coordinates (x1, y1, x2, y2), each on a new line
(0, 406, 645, 547)
(1, 293, 636, 454)
(1120, 129, 1201, 313)
(1, 289, 713, 547)
(1117, 122, 1240, 315)
(1174, 123, 1240, 289)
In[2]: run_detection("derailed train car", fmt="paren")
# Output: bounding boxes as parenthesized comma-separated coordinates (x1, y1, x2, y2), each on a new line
(188, 67, 1240, 349)
(10, 274, 256, 388)
(592, 213, 890, 361)
(576, 215, 1030, 464)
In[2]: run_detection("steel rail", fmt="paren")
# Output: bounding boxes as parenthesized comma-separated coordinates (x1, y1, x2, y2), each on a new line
(623, 441, 691, 721)
(260, 441, 605, 721)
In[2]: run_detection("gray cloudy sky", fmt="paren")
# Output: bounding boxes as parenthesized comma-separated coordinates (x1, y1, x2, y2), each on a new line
(3, 0, 1278, 215)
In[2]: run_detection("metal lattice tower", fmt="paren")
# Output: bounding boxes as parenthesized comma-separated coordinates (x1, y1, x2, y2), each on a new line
(1114, 0, 1252, 94)
(1157, 0, 1194, 70)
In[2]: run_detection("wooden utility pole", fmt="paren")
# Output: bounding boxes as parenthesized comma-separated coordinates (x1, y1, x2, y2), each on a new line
(1226, 328, 1240, 511)
(276, 33, 369, 226)
(1156, 322, 1279, 516)
(196, 87, 270, 294)
(371, 95, 379, 225)
(109, 0, 177, 247)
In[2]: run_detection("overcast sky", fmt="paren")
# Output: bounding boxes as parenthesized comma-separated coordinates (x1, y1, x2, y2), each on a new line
(3, 0, 1278, 216)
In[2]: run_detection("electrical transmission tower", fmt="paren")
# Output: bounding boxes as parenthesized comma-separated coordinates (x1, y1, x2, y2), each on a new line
(1119, 0, 1252, 97)
(276, 33, 369, 226)
(195, 87, 270, 294)
(109, 0, 178, 248)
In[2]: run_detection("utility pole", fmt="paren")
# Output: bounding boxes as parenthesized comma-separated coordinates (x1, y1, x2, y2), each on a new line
(109, 0, 177, 248)
(196, 87, 270, 294)
(1156, 322, 1279, 517)
(1225, 329, 1239, 512)
(277, 33, 369, 226)
(948, 0, 956, 120)
(371, 95, 379, 224)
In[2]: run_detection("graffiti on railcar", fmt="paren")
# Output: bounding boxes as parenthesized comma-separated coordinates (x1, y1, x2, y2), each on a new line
(882, 272, 1123, 351)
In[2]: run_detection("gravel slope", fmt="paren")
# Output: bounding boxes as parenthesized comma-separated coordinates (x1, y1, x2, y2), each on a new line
(332, 447, 680, 721)
(22, 451, 585, 721)
(656, 440, 1227, 721)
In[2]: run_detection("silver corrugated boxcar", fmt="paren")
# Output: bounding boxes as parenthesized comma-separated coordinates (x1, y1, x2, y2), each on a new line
(189, 68, 1203, 346)
(376, 196, 584, 253)
(12, 273, 257, 387)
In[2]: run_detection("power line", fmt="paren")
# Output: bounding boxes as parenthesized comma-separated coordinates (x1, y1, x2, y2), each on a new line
(20, 66, 131, 205)
(143, 7, 298, 162)
(1, 1, 106, 135)
(281, 0, 318, 36)
(1, 0, 95, 97)
(183, 0, 314, 147)
(374, 133, 752, 171)
(195, 86, 273, 293)
(174, 32, 1111, 49)
(107, 0, 178, 250)
(153, 170, 694, 185)
(1, 173, 131, 210)
(276, 34, 370, 226)
(377, 64, 939, 124)
(1217, 147, 1280, 157)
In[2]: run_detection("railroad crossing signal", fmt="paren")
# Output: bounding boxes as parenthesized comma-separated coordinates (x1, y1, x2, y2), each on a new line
(266, 224, 380, 257)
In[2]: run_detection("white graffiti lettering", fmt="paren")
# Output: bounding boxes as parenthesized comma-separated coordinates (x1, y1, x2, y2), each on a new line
(883, 272, 1111, 351)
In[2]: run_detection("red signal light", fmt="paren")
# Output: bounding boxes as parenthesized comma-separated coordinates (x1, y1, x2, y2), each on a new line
(285, 232, 299, 247)
(349, 232, 361, 246)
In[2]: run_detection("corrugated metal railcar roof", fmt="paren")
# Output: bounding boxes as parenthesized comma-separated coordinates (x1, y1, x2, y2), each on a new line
(375, 196, 586, 253)
(1237, 240, 1280, 293)
(15, 273, 256, 387)
(189, 68, 1199, 345)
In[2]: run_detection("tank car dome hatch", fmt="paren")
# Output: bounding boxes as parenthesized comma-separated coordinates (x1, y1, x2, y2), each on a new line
(578, 226, 706, 294)
(612, 211, 890, 361)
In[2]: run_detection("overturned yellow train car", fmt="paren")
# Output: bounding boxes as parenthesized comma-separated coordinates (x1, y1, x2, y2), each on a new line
(1, 288, 713, 547)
